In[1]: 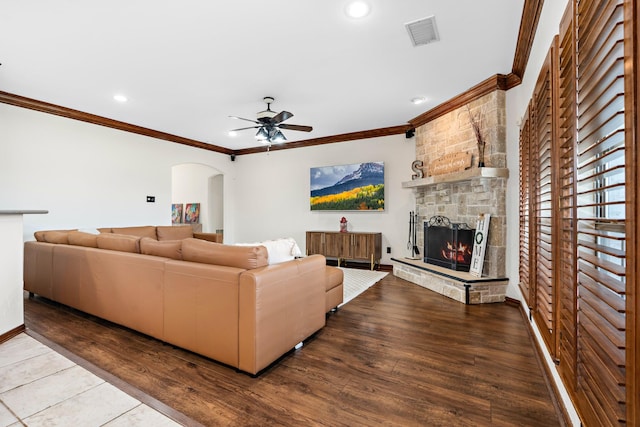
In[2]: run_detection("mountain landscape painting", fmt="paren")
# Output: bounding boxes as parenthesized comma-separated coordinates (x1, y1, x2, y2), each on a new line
(310, 162, 384, 211)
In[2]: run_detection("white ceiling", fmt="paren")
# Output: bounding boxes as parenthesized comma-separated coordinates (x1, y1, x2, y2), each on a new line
(1, 1, 524, 151)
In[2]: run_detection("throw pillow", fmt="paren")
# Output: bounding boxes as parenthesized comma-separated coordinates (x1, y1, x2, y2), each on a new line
(140, 237, 182, 260)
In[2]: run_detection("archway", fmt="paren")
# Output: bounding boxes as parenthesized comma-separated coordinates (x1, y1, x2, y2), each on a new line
(171, 163, 223, 236)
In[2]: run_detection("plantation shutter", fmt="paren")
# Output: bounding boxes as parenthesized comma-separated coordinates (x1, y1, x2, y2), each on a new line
(574, 0, 628, 424)
(556, 3, 578, 389)
(532, 42, 558, 355)
(518, 105, 533, 307)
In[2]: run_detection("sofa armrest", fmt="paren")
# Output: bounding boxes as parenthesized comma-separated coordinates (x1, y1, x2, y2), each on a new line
(24, 241, 55, 298)
(238, 254, 326, 374)
(193, 232, 222, 243)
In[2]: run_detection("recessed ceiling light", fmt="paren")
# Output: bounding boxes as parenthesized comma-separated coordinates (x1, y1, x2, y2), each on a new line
(411, 97, 427, 105)
(228, 131, 237, 137)
(345, 1, 370, 18)
(113, 94, 128, 103)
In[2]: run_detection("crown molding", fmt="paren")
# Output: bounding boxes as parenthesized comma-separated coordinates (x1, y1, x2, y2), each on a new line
(233, 124, 412, 155)
(512, 0, 545, 80)
(408, 74, 513, 129)
(0, 91, 233, 155)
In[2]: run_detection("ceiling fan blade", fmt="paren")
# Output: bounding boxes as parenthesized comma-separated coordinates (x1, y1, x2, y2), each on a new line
(230, 126, 260, 132)
(272, 110, 293, 124)
(229, 115, 260, 124)
(279, 124, 313, 132)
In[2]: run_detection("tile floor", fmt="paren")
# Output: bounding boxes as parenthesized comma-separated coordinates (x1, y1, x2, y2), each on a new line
(0, 333, 183, 427)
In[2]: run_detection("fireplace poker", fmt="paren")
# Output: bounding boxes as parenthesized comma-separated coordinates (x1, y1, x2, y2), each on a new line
(413, 212, 420, 257)
(407, 211, 413, 252)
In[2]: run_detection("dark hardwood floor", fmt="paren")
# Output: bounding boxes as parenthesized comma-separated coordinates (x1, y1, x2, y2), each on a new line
(24, 274, 562, 426)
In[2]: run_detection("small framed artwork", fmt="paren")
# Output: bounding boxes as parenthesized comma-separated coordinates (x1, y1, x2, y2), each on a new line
(185, 203, 201, 223)
(171, 204, 183, 224)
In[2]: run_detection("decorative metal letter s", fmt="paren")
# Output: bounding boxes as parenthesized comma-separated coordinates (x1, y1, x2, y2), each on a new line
(411, 160, 424, 180)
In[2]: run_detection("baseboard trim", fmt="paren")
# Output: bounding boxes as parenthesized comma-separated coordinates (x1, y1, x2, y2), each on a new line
(516, 303, 572, 427)
(504, 296, 520, 307)
(0, 324, 25, 345)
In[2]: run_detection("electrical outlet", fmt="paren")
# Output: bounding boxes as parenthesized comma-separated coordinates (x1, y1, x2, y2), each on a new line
(386, 246, 391, 254)
(146, 196, 155, 203)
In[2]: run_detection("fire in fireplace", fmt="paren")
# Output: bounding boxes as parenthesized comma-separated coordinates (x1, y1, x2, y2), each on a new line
(423, 216, 475, 271)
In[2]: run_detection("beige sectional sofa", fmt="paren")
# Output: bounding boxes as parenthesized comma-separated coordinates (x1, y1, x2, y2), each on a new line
(24, 225, 343, 375)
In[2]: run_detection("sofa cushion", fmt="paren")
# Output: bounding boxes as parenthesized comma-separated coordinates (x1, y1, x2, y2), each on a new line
(41, 231, 71, 244)
(67, 231, 99, 248)
(156, 225, 193, 241)
(109, 226, 157, 239)
(96, 233, 141, 253)
(140, 237, 182, 260)
(182, 238, 268, 270)
(34, 229, 74, 243)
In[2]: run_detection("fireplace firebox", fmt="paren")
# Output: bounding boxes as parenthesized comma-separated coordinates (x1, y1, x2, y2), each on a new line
(423, 216, 475, 271)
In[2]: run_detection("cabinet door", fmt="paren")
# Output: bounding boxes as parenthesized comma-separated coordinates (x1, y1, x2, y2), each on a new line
(351, 234, 371, 260)
(306, 232, 324, 255)
(324, 233, 349, 258)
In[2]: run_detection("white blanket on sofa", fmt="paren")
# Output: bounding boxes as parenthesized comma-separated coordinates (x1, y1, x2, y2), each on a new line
(235, 238, 303, 265)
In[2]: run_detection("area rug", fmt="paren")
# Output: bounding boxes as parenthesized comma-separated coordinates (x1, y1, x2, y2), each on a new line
(340, 267, 388, 306)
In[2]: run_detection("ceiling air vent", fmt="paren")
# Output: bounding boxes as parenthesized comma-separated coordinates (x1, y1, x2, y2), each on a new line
(405, 15, 440, 47)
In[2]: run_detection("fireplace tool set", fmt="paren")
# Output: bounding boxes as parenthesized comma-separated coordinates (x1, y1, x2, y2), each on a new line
(407, 211, 421, 259)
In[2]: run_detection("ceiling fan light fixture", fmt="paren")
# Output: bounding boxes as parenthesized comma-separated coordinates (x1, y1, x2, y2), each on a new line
(256, 127, 269, 141)
(231, 97, 312, 147)
(272, 130, 287, 143)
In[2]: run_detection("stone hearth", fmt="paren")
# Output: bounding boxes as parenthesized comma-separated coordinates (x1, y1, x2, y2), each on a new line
(392, 258, 508, 304)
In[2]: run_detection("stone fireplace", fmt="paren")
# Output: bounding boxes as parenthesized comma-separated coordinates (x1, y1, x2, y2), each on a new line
(393, 90, 509, 304)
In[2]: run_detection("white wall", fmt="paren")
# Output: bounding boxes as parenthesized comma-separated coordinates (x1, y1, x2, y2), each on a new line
(231, 135, 416, 265)
(505, 1, 580, 424)
(0, 104, 236, 241)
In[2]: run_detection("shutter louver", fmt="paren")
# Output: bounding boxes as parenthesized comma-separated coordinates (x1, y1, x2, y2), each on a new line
(557, 2, 578, 389)
(575, 0, 627, 424)
(532, 45, 558, 354)
(519, 106, 532, 306)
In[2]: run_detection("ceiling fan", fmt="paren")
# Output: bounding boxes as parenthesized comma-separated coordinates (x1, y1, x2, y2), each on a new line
(229, 97, 313, 144)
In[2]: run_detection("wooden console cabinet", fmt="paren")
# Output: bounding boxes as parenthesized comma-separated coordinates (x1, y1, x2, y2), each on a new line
(306, 231, 382, 270)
